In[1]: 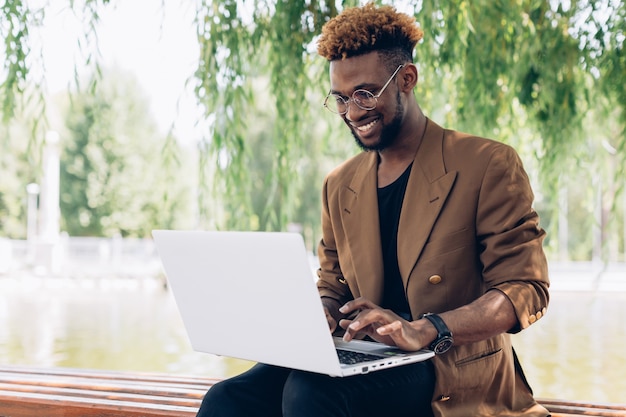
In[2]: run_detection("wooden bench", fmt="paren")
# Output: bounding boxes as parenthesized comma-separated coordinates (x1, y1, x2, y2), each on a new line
(0, 365, 624, 416)
(538, 399, 626, 417)
(0, 365, 218, 416)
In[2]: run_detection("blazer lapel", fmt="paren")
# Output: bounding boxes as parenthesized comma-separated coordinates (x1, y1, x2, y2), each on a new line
(338, 152, 384, 303)
(397, 119, 457, 283)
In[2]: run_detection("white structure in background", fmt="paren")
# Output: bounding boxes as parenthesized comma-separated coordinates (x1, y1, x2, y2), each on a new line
(26, 183, 40, 263)
(26, 183, 40, 241)
(31, 131, 64, 275)
(39, 131, 61, 243)
(0, 238, 11, 274)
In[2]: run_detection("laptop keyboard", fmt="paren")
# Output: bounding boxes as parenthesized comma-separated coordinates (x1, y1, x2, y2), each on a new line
(336, 349, 383, 365)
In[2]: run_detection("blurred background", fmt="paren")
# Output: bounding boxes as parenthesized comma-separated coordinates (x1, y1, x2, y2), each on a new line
(1, 0, 624, 404)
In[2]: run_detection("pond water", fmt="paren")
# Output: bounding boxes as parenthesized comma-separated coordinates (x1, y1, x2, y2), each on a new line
(0, 274, 625, 404)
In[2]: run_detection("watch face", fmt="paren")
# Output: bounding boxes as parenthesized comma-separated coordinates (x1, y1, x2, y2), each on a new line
(434, 337, 453, 354)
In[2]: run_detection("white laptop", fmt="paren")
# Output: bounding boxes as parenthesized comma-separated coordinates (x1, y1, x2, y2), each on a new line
(152, 230, 434, 377)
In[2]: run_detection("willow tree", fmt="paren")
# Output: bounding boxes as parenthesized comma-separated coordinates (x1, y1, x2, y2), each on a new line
(2, 0, 625, 253)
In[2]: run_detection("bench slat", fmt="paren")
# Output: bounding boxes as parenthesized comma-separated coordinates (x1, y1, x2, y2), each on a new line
(0, 383, 201, 407)
(0, 390, 199, 417)
(0, 366, 211, 417)
(1, 366, 624, 417)
(0, 364, 220, 386)
(538, 399, 626, 417)
(0, 375, 210, 399)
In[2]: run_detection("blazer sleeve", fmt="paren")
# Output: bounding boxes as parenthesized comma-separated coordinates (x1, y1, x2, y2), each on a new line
(476, 143, 550, 332)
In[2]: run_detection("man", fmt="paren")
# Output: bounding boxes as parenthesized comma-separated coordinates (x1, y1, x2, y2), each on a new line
(196, 4, 550, 417)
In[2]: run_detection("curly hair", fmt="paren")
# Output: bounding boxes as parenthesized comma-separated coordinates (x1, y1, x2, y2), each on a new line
(317, 3, 423, 66)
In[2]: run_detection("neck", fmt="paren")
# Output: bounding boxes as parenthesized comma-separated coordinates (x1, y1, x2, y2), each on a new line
(376, 105, 427, 188)
(377, 105, 427, 166)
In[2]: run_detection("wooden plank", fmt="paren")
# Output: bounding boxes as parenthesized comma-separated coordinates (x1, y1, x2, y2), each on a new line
(1, 366, 625, 417)
(0, 365, 220, 386)
(0, 366, 212, 417)
(539, 398, 626, 417)
(0, 375, 210, 400)
(0, 391, 199, 417)
(0, 383, 202, 406)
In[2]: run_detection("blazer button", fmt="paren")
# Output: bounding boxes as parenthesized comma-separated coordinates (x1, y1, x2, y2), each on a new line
(428, 274, 442, 285)
(337, 277, 347, 285)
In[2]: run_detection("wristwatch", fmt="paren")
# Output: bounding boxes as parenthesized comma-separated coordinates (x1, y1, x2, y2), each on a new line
(421, 313, 454, 354)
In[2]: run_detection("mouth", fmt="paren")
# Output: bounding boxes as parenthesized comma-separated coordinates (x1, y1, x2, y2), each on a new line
(351, 117, 380, 134)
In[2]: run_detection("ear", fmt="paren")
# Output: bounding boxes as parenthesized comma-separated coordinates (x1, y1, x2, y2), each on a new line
(400, 64, 418, 92)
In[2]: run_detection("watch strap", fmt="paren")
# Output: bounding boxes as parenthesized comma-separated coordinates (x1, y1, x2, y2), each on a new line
(421, 313, 453, 353)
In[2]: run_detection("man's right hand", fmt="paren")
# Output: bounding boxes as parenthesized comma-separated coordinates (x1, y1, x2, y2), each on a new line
(323, 306, 338, 333)
(321, 298, 342, 334)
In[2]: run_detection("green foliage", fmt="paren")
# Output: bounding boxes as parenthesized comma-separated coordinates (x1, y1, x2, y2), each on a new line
(188, 0, 625, 258)
(59, 68, 193, 237)
(191, 0, 358, 232)
(1, 0, 33, 123)
(0, 0, 624, 259)
(0, 121, 34, 238)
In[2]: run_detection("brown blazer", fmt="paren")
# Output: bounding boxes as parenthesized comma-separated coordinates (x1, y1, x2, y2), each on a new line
(317, 119, 550, 417)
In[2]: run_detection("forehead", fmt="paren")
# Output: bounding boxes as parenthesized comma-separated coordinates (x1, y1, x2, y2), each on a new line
(329, 52, 383, 93)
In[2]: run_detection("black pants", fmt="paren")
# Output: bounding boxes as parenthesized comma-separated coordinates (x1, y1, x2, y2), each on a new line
(196, 360, 435, 417)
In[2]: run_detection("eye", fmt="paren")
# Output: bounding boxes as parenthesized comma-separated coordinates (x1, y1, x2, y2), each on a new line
(334, 94, 347, 103)
(353, 89, 375, 104)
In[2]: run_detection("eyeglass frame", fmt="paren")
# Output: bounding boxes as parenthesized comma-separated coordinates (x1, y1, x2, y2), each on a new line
(323, 64, 405, 115)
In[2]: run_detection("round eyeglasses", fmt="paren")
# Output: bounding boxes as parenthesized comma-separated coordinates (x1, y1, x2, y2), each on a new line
(323, 64, 405, 115)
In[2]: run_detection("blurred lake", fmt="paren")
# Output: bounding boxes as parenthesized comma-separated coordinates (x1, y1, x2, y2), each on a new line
(1, 262, 625, 404)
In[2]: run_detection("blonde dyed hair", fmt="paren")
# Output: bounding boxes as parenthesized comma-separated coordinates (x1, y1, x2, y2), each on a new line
(317, 3, 424, 64)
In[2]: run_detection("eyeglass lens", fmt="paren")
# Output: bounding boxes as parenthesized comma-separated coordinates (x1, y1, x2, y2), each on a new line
(324, 64, 404, 115)
(328, 90, 376, 114)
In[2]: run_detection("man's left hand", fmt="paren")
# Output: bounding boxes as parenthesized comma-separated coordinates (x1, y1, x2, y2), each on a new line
(338, 297, 431, 351)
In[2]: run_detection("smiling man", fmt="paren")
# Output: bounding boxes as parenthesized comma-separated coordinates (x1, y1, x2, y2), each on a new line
(195, 4, 550, 417)
(326, 58, 407, 153)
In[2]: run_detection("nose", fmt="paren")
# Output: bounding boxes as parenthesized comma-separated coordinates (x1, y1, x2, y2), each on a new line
(344, 101, 368, 122)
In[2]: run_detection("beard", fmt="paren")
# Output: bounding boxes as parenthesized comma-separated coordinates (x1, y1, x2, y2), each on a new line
(351, 91, 404, 152)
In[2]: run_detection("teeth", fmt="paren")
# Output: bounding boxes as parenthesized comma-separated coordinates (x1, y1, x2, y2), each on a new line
(356, 119, 379, 132)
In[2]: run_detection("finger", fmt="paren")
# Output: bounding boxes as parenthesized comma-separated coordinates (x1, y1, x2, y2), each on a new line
(343, 310, 383, 339)
(339, 297, 378, 314)
(346, 308, 388, 331)
(342, 320, 361, 342)
(342, 315, 369, 341)
(376, 320, 403, 335)
(338, 318, 353, 330)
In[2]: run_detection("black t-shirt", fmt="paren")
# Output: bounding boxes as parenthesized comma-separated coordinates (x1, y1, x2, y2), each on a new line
(378, 163, 412, 320)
